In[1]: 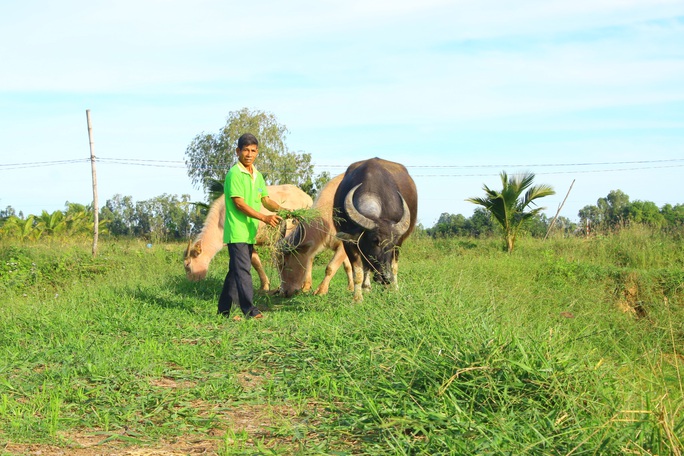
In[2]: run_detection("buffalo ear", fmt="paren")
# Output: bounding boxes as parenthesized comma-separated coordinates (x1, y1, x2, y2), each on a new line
(336, 232, 360, 243)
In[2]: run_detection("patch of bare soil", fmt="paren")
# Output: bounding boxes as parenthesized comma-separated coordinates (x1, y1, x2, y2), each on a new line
(3, 403, 288, 456)
(615, 272, 647, 318)
(2, 371, 339, 455)
(149, 377, 197, 389)
(3, 435, 217, 456)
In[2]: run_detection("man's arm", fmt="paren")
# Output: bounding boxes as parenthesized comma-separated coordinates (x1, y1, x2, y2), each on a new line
(261, 196, 285, 213)
(232, 197, 282, 227)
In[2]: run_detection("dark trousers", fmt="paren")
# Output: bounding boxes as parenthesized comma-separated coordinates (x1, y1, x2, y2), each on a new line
(218, 243, 259, 317)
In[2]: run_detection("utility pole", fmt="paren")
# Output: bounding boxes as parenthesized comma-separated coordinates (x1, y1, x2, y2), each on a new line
(86, 109, 99, 257)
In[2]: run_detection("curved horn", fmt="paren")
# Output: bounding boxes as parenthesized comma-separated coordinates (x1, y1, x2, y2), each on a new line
(344, 183, 377, 231)
(278, 219, 288, 238)
(278, 224, 303, 253)
(392, 192, 411, 237)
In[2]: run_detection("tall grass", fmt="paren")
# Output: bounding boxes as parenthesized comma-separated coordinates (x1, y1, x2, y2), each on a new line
(0, 228, 682, 454)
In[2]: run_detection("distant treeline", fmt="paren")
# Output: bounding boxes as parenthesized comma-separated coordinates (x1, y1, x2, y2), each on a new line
(0, 194, 205, 242)
(2, 189, 683, 242)
(427, 189, 684, 238)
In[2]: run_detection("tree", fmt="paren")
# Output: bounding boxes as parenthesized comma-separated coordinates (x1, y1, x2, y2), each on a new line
(1, 206, 16, 222)
(102, 193, 203, 240)
(466, 171, 555, 253)
(661, 203, 684, 227)
(626, 200, 664, 228)
(63, 202, 107, 236)
(577, 190, 670, 233)
(427, 212, 468, 237)
(424, 208, 496, 239)
(301, 171, 332, 199)
(467, 207, 495, 238)
(598, 189, 630, 228)
(184, 108, 322, 197)
(0, 215, 36, 240)
(578, 204, 602, 230)
(34, 210, 66, 236)
(524, 213, 551, 238)
(550, 216, 576, 236)
(102, 195, 136, 236)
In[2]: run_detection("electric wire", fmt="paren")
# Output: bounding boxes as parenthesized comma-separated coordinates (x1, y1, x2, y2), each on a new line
(0, 159, 90, 170)
(0, 157, 682, 177)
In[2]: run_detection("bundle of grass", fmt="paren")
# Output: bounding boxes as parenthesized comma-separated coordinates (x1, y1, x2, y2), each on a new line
(277, 208, 322, 225)
(258, 208, 324, 269)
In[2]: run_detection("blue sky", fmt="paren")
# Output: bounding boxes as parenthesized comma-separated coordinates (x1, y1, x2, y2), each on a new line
(1, 0, 683, 227)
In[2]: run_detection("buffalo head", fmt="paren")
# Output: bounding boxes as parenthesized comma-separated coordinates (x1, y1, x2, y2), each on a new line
(336, 183, 411, 285)
(275, 226, 309, 297)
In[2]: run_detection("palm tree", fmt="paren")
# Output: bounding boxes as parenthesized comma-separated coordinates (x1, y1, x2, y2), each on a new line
(0, 215, 38, 240)
(34, 210, 66, 236)
(467, 171, 555, 253)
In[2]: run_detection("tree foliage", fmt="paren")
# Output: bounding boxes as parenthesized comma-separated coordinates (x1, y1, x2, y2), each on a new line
(2, 187, 682, 242)
(101, 193, 205, 241)
(184, 108, 327, 197)
(427, 208, 495, 238)
(467, 171, 555, 252)
(579, 190, 682, 232)
(0, 203, 108, 240)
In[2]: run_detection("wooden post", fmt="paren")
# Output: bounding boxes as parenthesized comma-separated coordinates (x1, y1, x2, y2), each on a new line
(86, 109, 99, 257)
(544, 179, 575, 241)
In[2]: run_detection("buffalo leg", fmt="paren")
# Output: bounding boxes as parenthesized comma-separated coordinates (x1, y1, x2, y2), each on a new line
(342, 257, 353, 291)
(362, 270, 372, 291)
(314, 244, 351, 295)
(391, 257, 399, 290)
(301, 256, 314, 292)
(351, 261, 365, 301)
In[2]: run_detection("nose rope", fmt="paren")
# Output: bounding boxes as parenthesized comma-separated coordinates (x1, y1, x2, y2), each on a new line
(343, 231, 386, 278)
(275, 220, 330, 292)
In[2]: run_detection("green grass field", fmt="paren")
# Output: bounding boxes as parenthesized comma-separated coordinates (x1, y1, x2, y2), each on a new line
(1, 228, 682, 455)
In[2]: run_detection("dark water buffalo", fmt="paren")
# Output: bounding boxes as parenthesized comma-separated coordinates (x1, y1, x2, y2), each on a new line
(333, 157, 418, 301)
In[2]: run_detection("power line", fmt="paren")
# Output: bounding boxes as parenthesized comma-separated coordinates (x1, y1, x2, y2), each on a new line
(95, 156, 684, 169)
(316, 158, 684, 169)
(411, 163, 684, 177)
(1, 157, 683, 177)
(0, 158, 89, 170)
(97, 158, 187, 168)
(91, 157, 684, 179)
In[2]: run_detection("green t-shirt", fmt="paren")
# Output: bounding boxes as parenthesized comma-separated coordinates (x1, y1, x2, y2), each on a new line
(223, 162, 269, 244)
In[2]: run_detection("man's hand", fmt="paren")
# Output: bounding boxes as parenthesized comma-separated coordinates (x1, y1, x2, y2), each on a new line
(262, 213, 283, 227)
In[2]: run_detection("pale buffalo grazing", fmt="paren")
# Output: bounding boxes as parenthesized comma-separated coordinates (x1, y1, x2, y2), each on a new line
(334, 158, 417, 301)
(184, 184, 313, 291)
(276, 173, 354, 297)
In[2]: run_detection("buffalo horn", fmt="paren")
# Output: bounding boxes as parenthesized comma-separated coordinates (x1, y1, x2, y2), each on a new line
(278, 219, 288, 238)
(392, 193, 411, 237)
(344, 183, 377, 231)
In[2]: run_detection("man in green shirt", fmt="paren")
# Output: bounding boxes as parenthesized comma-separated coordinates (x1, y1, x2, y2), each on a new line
(218, 133, 286, 319)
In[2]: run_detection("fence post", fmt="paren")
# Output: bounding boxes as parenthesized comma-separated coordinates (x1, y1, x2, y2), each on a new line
(86, 109, 99, 257)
